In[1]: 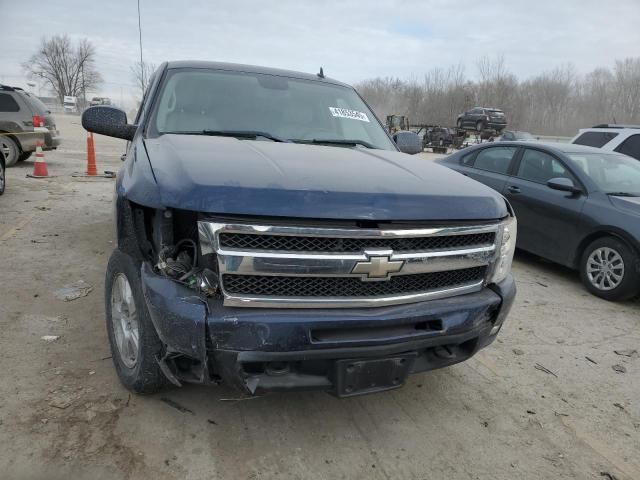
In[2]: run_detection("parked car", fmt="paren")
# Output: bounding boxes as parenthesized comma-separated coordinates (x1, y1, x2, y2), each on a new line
(457, 107, 507, 132)
(90, 97, 112, 106)
(63, 96, 78, 113)
(436, 142, 640, 300)
(0, 85, 61, 166)
(81, 60, 516, 397)
(422, 126, 454, 153)
(499, 130, 535, 142)
(571, 124, 640, 161)
(0, 148, 5, 195)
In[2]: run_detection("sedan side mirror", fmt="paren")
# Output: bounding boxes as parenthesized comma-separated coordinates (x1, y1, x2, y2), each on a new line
(82, 106, 137, 141)
(547, 177, 580, 193)
(392, 131, 423, 155)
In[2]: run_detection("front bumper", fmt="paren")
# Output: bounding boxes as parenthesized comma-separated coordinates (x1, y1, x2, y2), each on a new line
(141, 263, 515, 396)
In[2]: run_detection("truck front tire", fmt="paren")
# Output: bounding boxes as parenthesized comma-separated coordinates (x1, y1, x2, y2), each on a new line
(105, 249, 170, 393)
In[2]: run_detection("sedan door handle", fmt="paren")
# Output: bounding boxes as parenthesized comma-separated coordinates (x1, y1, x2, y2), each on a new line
(507, 185, 521, 194)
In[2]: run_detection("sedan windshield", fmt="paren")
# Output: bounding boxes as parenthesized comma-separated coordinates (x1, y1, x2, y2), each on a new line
(150, 68, 396, 150)
(568, 152, 640, 195)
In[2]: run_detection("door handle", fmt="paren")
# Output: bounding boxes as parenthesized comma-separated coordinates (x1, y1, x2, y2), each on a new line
(507, 185, 521, 194)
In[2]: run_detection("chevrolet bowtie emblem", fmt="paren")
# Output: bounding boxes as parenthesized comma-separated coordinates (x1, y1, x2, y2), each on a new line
(352, 255, 404, 280)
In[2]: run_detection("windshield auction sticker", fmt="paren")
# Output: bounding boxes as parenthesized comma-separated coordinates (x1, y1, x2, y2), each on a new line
(329, 107, 370, 122)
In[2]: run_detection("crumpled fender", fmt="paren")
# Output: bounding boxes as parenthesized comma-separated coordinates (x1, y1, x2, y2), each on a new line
(140, 262, 207, 361)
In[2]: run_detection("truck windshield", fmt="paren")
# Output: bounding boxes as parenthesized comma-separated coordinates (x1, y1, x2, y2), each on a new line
(149, 68, 396, 150)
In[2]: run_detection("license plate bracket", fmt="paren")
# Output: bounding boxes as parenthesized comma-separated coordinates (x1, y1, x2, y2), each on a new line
(334, 353, 417, 397)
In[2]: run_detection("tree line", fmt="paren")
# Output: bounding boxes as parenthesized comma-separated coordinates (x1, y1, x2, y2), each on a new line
(355, 56, 640, 136)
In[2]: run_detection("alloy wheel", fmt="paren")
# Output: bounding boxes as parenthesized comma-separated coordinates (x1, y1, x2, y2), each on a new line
(111, 273, 140, 368)
(586, 247, 624, 291)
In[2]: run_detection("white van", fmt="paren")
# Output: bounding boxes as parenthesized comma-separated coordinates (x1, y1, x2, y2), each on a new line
(63, 96, 78, 113)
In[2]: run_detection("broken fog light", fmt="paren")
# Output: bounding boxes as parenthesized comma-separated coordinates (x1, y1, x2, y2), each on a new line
(490, 215, 517, 284)
(195, 268, 218, 297)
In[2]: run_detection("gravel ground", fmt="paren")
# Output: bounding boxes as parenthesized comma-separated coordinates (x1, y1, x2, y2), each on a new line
(0, 114, 638, 480)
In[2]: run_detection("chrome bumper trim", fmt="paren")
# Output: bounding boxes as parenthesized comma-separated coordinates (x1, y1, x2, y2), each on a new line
(199, 221, 500, 308)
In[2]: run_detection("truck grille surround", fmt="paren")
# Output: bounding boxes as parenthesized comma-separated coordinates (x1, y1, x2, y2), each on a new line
(199, 221, 502, 308)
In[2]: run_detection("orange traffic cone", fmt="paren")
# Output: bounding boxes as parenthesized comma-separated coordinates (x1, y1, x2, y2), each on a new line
(86, 132, 98, 176)
(27, 141, 49, 178)
(72, 131, 115, 178)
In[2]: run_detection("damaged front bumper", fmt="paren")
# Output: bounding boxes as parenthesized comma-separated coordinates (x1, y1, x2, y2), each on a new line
(141, 263, 515, 396)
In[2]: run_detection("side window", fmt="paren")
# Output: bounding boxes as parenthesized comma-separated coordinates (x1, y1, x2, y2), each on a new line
(472, 147, 517, 174)
(614, 134, 640, 161)
(0, 93, 20, 112)
(517, 149, 571, 184)
(573, 131, 618, 148)
(461, 152, 475, 166)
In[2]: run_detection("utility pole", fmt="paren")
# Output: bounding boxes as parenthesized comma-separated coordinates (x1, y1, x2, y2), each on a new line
(81, 62, 87, 111)
(138, 0, 145, 93)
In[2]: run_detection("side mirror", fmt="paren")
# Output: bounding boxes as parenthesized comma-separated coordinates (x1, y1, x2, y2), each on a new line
(547, 177, 580, 193)
(82, 106, 137, 141)
(392, 131, 423, 155)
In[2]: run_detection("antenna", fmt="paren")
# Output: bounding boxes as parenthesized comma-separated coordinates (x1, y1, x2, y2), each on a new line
(317, 67, 324, 79)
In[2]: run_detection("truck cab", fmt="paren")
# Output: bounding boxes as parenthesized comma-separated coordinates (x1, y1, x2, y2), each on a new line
(82, 61, 516, 397)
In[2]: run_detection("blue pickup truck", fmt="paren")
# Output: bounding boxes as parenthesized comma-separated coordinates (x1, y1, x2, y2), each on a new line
(82, 61, 516, 397)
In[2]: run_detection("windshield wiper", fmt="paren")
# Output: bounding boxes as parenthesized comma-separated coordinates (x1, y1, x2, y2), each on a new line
(164, 130, 290, 143)
(296, 138, 375, 149)
(606, 192, 640, 197)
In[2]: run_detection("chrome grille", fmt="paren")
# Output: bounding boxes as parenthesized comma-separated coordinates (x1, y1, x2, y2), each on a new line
(223, 267, 487, 297)
(218, 232, 495, 252)
(199, 221, 501, 308)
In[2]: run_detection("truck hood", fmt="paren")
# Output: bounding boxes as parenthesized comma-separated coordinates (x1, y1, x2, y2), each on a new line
(142, 135, 507, 221)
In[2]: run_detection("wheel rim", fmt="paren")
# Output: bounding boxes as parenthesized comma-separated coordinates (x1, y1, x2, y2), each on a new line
(111, 273, 140, 368)
(0, 139, 17, 165)
(586, 247, 625, 291)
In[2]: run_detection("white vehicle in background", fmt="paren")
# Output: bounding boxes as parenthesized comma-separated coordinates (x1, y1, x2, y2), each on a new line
(571, 124, 640, 161)
(89, 97, 112, 106)
(63, 96, 78, 113)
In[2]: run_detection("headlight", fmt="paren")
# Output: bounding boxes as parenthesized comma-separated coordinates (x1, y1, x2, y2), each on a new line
(490, 215, 517, 283)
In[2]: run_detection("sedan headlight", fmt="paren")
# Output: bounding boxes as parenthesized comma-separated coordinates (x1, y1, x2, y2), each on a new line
(491, 215, 517, 283)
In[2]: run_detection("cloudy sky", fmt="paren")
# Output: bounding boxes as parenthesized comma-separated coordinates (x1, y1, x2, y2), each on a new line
(3, 0, 640, 106)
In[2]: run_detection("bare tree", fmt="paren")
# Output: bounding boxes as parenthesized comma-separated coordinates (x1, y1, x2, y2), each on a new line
(131, 60, 157, 98)
(23, 35, 102, 104)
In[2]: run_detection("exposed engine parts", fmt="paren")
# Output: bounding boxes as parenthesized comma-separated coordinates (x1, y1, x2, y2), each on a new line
(156, 241, 218, 297)
(149, 207, 219, 298)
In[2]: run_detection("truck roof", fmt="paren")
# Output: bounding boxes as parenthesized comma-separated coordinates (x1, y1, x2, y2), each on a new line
(165, 60, 351, 88)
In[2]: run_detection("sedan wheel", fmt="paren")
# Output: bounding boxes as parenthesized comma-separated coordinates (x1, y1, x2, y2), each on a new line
(580, 237, 640, 301)
(586, 247, 624, 291)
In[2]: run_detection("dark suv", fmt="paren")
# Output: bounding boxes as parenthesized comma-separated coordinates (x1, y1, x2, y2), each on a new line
(457, 107, 507, 133)
(81, 61, 516, 398)
(0, 85, 60, 166)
